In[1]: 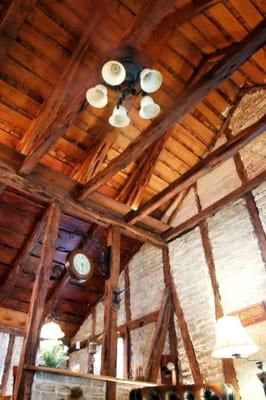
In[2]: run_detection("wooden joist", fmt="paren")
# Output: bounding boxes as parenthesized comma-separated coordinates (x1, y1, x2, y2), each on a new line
(117, 135, 167, 209)
(125, 114, 266, 224)
(0, 151, 167, 248)
(13, 202, 61, 400)
(118, 310, 159, 334)
(17, 0, 110, 174)
(164, 170, 266, 241)
(0, 208, 48, 305)
(0, 306, 26, 335)
(144, 287, 172, 382)
(77, 21, 266, 202)
(0, 0, 36, 64)
(101, 226, 120, 400)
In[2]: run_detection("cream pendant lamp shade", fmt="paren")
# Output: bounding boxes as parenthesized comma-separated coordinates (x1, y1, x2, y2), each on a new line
(86, 84, 108, 108)
(102, 60, 126, 86)
(139, 95, 160, 119)
(40, 321, 65, 340)
(212, 316, 259, 358)
(109, 105, 130, 128)
(140, 68, 163, 93)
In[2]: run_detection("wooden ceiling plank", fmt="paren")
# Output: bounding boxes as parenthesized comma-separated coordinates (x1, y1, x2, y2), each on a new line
(0, 207, 49, 305)
(77, 21, 266, 202)
(125, 114, 265, 224)
(0, 0, 37, 65)
(17, 0, 110, 174)
(116, 134, 169, 210)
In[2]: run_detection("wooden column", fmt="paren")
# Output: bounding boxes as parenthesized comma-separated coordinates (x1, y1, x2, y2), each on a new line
(195, 186, 240, 398)
(124, 264, 132, 379)
(101, 226, 120, 400)
(0, 334, 15, 396)
(162, 247, 202, 384)
(144, 287, 172, 382)
(13, 202, 61, 400)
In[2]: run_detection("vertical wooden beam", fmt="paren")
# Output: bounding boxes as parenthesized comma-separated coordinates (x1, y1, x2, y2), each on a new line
(0, 334, 15, 396)
(124, 264, 132, 379)
(162, 247, 202, 384)
(101, 226, 120, 400)
(195, 186, 240, 397)
(13, 202, 61, 400)
(144, 287, 172, 382)
(245, 193, 266, 266)
(225, 129, 266, 265)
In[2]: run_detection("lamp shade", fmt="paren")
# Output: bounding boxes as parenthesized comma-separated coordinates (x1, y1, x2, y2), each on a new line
(140, 68, 162, 93)
(102, 60, 126, 86)
(86, 84, 108, 108)
(139, 95, 160, 119)
(109, 105, 130, 128)
(40, 321, 65, 340)
(212, 316, 259, 358)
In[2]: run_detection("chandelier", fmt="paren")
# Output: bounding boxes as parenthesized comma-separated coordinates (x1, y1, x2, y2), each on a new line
(86, 56, 163, 128)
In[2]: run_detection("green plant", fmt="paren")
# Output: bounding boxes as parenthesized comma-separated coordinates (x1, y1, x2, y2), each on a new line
(40, 340, 69, 368)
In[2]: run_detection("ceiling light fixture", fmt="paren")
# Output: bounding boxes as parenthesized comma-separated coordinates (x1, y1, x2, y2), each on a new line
(40, 320, 65, 340)
(86, 56, 162, 128)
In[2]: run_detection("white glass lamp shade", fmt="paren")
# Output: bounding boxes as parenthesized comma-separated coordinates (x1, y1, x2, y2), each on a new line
(40, 321, 65, 340)
(140, 68, 163, 93)
(109, 105, 130, 128)
(212, 316, 259, 358)
(102, 60, 126, 86)
(86, 84, 108, 108)
(139, 95, 160, 119)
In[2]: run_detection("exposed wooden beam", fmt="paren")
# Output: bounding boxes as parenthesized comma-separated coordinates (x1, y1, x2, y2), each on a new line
(162, 247, 202, 383)
(0, 155, 167, 248)
(101, 226, 120, 400)
(164, 171, 266, 241)
(195, 186, 240, 397)
(245, 193, 266, 266)
(0, 208, 48, 305)
(117, 135, 168, 209)
(0, 334, 15, 396)
(118, 310, 159, 334)
(0, 0, 36, 64)
(13, 202, 61, 400)
(0, 306, 26, 334)
(18, 1, 110, 174)
(144, 287, 172, 382)
(125, 114, 266, 224)
(0, 323, 24, 336)
(77, 21, 266, 202)
(124, 264, 132, 379)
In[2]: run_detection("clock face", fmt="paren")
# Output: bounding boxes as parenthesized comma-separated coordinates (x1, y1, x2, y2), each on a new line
(73, 253, 91, 276)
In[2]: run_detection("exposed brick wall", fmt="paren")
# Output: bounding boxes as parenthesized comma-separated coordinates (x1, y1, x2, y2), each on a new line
(253, 182, 266, 233)
(0, 333, 23, 396)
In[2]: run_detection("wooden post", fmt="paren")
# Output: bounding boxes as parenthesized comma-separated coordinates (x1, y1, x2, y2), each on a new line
(124, 264, 132, 379)
(144, 287, 172, 382)
(13, 202, 61, 400)
(101, 226, 120, 400)
(0, 334, 15, 396)
(162, 247, 202, 384)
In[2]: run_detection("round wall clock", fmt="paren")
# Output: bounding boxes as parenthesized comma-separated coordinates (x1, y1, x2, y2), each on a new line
(65, 249, 94, 282)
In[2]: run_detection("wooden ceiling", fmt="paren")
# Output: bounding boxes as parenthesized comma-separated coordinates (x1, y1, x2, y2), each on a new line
(0, 0, 265, 339)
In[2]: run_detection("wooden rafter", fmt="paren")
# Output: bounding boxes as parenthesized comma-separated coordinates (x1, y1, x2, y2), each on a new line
(117, 135, 168, 209)
(164, 170, 266, 241)
(101, 226, 120, 400)
(0, 0, 36, 64)
(17, 0, 176, 176)
(13, 202, 61, 400)
(125, 114, 266, 224)
(0, 207, 48, 305)
(144, 287, 172, 382)
(0, 153, 167, 248)
(77, 21, 266, 202)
